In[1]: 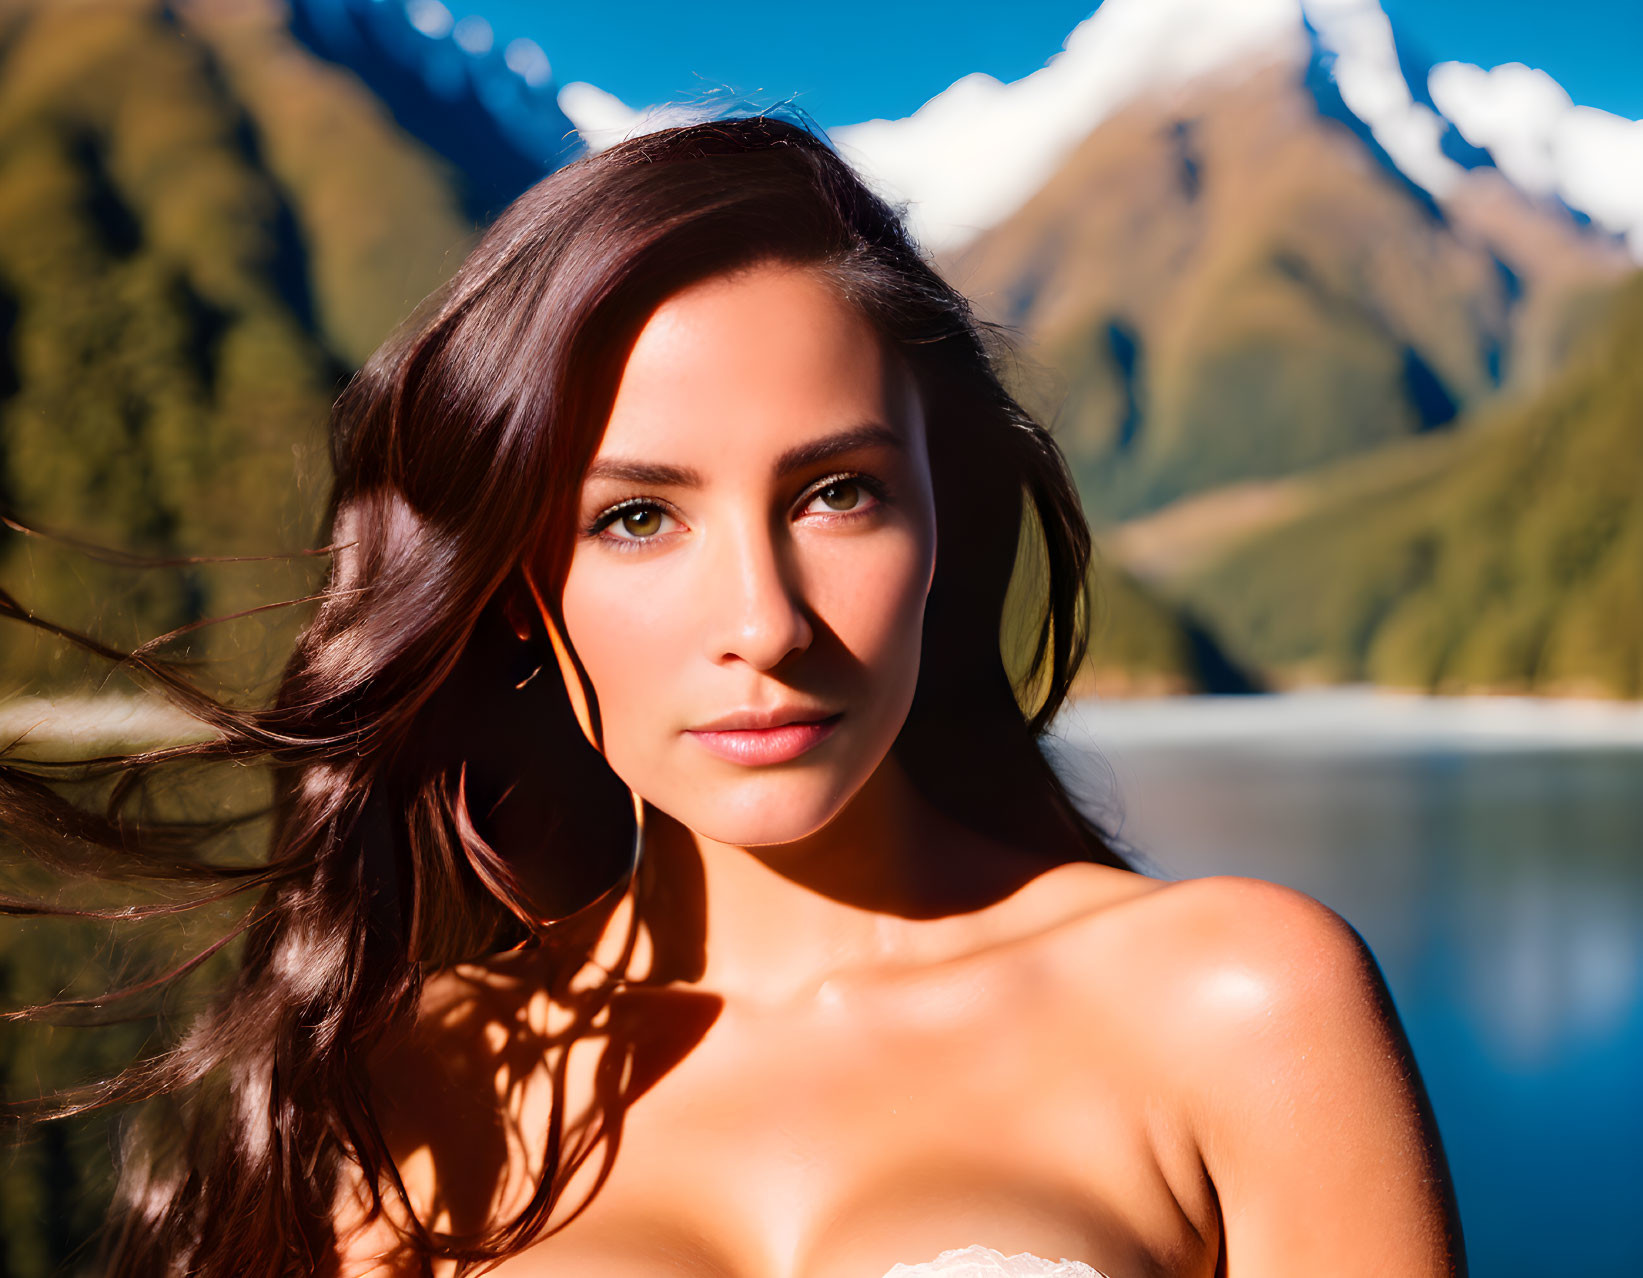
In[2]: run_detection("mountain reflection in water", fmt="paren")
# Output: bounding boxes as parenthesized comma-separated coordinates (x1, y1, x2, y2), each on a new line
(1052, 692, 1643, 1278)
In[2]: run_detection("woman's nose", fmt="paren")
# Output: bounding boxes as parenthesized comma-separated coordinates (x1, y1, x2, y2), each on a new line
(705, 517, 813, 671)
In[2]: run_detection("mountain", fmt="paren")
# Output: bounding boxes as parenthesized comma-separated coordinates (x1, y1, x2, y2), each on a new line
(831, 0, 1643, 264)
(286, 0, 582, 225)
(1147, 269, 1643, 697)
(1080, 561, 1259, 696)
(0, 2, 482, 1268)
(0, 0, 471, 679)
(934, 6, 1628, 522)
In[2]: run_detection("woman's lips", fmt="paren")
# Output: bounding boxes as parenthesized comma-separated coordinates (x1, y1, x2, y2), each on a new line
(685, 714, 843, 765)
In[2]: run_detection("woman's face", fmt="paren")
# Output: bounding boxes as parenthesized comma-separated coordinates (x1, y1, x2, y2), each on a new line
(552, 260, 937, 847)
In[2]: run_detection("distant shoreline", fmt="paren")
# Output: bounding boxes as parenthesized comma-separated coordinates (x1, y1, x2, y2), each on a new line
(1054, 686, 1643, 753)
(7, 688, 1643, 760)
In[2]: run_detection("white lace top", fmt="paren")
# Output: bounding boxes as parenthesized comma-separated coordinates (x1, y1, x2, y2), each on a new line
(882, 1244, 1109, 1276)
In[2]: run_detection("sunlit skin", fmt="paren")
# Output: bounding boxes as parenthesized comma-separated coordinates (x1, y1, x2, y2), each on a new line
(331, 263, 1460, 1278)
(553, 258, 938, 856)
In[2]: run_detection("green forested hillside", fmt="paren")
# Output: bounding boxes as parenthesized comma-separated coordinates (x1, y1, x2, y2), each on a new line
(1080, 560, 1254, 695)
(0, 0, 471, 687)
(1172, 271, 1643, 697)
(0, 3, 475, 1270)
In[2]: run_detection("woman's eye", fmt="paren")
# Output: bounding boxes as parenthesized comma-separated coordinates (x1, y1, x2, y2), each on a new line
(618, 506, 664, 537)
(804, 477, 878, 516)
(595, 502, 677, 543)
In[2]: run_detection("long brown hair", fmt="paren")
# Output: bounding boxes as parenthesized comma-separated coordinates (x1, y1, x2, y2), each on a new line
(1, 113, 1120, 1275)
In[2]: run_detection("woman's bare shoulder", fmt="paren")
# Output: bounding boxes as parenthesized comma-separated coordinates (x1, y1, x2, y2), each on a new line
(1042, 872, 1458, 1268)
(1045, 867, 1368, 977)
(1036, 870, 1389, 1065)
(1057, 875, 1452, 1230)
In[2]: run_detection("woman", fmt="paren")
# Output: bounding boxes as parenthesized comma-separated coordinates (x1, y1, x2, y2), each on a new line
(2, 116, 1462, 1276)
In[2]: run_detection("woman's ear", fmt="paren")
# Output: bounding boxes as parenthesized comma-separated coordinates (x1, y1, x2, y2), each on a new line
(522, 563, 602, 753)
(502, 583, 534, 643)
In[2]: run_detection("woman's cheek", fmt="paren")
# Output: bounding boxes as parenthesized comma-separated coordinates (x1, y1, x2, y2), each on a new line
(561, 554, 691, 743)
(806, 524, 932, 663)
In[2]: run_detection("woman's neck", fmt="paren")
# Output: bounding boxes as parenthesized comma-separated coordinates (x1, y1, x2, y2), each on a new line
(595, 754, 1070, 1008)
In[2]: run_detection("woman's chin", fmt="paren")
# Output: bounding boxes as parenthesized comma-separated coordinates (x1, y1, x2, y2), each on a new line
(682, 810, 840, 851)
(661, 776, 857, 850)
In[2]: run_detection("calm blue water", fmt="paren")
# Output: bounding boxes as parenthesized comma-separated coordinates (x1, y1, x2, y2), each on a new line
(1056, 709, 1643, 1278)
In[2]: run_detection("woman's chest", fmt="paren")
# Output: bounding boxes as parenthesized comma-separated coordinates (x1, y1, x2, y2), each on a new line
(476, 982, 1216, 1278)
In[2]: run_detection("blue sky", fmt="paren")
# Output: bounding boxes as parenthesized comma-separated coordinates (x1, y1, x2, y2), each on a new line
(455, 0, 1642, 128)
(1380, 0, 1641, 118)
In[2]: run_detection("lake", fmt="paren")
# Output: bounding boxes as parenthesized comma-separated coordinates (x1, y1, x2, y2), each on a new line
(1050, 690, 1643, 1278)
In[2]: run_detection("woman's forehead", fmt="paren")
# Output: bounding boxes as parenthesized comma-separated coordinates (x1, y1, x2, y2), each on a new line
(589, 262, 923, 470)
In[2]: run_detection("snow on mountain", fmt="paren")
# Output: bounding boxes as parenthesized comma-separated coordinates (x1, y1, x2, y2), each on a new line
(826, 0, 1299, 252)
(558, 0, 1302, 249)
(1429, 62, 1643, 257)
(556, 0, 1643, 264)
(556, 0, 1471, 251)
(1302, 0, 1472, 197)
(827, 0, 1490, 252)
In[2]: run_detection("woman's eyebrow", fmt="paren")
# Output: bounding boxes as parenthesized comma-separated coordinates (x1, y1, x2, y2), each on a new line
(583, 458, 700, 487)
(774, 423, 904, 476)
(583, 423, 904, 490)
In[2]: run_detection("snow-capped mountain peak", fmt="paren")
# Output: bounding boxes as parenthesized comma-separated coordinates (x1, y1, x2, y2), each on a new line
(557, 0, 1641, 262)
(562, 0, 1311, 250)
(557, 0, 1477, 252)
(823, 0, 1508, 252)
(826, 0, 1301, 252)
